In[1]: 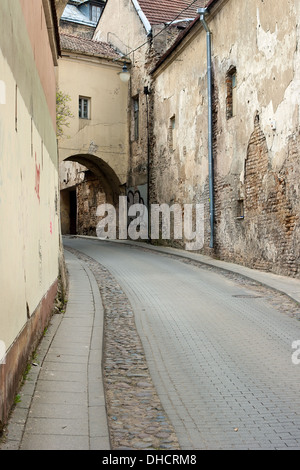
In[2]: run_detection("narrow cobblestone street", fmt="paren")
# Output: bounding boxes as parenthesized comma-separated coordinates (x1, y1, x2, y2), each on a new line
(63, 237, 300, 450)
(1, 0, 300, 456)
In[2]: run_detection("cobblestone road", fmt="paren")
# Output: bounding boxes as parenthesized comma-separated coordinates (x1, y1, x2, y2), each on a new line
(64, 238, 300, 450)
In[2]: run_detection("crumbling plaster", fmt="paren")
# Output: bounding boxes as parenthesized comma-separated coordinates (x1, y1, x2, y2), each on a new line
(153, 0, 299, 188)
(151, 0, 300, 276)
(212, 0, 299, 179)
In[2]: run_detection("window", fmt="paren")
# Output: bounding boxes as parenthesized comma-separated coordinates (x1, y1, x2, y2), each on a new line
(91, 5, 102, 23)
(91, 5, 102, 22)
(226, 67, 237, 119)
(132, 96, 139, 141)
(169, 115, 176, 151)
(79, 96, 90, 119)
(237, 199, 244, 219)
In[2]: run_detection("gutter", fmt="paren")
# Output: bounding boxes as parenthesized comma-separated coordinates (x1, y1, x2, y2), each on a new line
(131, 0, 152, 36)
(198, 7, 214, 249)
(61, 17, 97, 27)
(42, 0, 62, 63)
(165, 18, 195, 25)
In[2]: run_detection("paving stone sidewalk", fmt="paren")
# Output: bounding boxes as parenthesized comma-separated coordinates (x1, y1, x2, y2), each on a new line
(0, 248, 179, 451)
(0, 250, 110, 450)
(65, 247, 180, 451)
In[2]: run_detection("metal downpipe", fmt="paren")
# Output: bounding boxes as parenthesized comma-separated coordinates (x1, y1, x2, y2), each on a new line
(198, 8, 214, 249)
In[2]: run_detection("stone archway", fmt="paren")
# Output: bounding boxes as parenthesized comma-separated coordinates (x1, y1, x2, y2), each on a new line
(59, 153, 125, 236)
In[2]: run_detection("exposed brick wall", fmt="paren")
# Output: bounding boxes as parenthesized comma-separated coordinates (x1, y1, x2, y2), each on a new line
(148, 3, 299, 280)
(244, 121, 299, 276)
(214, 116, 300, 278)
(214, 173, 245, 263)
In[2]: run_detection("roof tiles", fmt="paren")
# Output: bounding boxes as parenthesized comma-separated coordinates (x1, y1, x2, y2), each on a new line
(137, 0, 207, 25)
(60, 32, 120, 58)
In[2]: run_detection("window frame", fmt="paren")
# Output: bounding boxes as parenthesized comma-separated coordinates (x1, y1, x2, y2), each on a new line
(132, 95, 139, 141)
(79, 96, 91, 120)
(237, 198, 245, 220)
(169, 115, 176, 151)
(90, 4, 102, 22)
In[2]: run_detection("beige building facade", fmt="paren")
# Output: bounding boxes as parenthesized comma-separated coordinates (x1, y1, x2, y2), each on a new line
(0, 0, 66, 429)
(57, 33, 130, 234)
(151, 0, 300, 277)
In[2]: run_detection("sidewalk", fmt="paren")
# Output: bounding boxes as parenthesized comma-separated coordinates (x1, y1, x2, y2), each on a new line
(0, 249, 110, 450)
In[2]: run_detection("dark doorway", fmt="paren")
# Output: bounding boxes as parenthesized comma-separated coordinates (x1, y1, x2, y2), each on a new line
(69, 190, 77, 235)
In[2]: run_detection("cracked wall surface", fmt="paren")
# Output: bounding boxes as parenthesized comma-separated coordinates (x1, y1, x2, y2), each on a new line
(151, 0, 300, 277)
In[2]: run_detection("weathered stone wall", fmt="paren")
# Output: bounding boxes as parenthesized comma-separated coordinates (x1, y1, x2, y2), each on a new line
(151, 0, 300, 277)
(59, 20, 95, 39)
(77, 171, 107, 235)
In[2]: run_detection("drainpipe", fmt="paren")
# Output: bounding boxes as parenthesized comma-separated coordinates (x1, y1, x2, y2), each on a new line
(198, 8, 214, 249)
(144, 86, 151, 242)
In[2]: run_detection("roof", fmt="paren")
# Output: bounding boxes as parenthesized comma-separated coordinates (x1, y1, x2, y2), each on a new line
(60, 32, 121, 59)
(151, 0, 219, 73)
(136, 0, 207, 26)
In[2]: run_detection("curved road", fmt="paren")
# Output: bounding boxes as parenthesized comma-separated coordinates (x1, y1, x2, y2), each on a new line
(64, 237, 300, 450)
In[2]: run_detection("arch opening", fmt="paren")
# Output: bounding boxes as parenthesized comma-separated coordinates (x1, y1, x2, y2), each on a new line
(59, 153, 125, 236)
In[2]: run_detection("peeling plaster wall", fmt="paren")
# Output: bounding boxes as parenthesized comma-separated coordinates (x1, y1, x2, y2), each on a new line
(152, 0, 300, 277)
